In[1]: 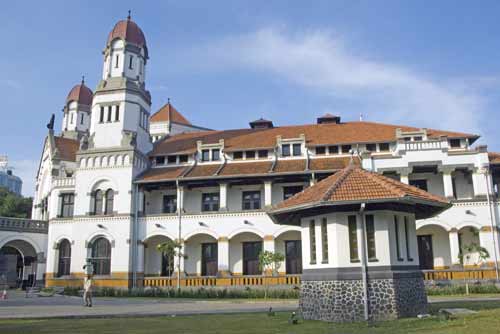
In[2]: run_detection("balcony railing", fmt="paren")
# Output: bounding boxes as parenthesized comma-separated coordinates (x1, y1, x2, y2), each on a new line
(52, 177, 75, 188)
(143, 275, 302, 288)
(403, 140, 444, 152)
(0, 216, 48, 234)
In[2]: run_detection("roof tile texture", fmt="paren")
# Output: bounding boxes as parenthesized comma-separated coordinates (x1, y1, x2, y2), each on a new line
(275, 165, 449, 210)
(150, 102, 192, 125)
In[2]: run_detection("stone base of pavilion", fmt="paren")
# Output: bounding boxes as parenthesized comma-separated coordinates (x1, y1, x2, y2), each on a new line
(299, 268, 427, 322)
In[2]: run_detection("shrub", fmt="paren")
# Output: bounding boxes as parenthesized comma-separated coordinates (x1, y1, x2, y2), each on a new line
(426, 284, 500, 296)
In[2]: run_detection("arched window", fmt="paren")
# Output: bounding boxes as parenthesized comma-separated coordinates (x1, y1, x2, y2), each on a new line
(93, 190, 103, 215)
(105, 189, 114, 215)
(57, 239, 71, 277)
(90, 238, 111, 275)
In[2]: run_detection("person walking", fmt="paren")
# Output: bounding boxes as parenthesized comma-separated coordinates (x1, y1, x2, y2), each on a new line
(82, 259, 94, 307)
(83, 274, 93, 307)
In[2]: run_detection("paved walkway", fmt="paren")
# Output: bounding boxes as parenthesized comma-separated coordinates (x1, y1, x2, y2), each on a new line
(2, 290, 500, 320)
(0, 290, 298, 319)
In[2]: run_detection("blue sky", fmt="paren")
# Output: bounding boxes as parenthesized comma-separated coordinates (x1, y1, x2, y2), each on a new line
(1, 1, 500, 196)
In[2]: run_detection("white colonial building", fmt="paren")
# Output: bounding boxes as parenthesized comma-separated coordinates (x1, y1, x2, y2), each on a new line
(3, 15, 498, 289)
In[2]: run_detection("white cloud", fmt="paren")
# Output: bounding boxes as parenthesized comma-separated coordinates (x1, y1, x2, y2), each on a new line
(9, 159, 39, 197)
(194, 27, 489, 136)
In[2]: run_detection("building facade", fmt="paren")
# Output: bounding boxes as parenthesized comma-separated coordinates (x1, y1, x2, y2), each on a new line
(0, 169, 22, 195)
(22, 16, 500, 289)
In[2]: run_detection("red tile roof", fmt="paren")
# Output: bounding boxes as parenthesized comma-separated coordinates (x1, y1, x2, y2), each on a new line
(66, 82, 93, 106)
(273, 165, 449, 212)
(138, 157, 354, 183)
(107, 18, 146, 48)
(150, 102, 192, 125)
(54, 136, 79, 161)
(489, 152, 500, 165)
(150, 121, 478, 156)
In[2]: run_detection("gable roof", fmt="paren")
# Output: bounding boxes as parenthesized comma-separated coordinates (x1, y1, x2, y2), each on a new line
(269, 164, 450, 222)
(150, 102, 192, 125)
(150, 121, 479, 156)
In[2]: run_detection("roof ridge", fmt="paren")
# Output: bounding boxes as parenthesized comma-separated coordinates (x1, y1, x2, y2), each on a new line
(321, 164, 355, 201)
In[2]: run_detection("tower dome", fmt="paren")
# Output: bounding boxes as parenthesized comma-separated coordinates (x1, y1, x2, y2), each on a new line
(106, 13, 148, 58)
(66, 79, 93, 106)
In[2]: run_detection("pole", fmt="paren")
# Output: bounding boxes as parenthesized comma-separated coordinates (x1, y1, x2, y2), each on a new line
(176, 179, 182, 291)
(484, 170, 500, 281)
(358, 203, 369, 321)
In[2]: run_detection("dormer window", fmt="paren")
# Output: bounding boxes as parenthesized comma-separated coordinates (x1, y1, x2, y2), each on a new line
(155, 156, 165, 165)
(292, 144, 302, 156)
(315, 147, 326, 155)
(258, 150, 268, 159)
(179, 155, 188, 163)
(282, 144, 291, 157)
(246, 151, 256, 159)
(212, 149, 220, 161)
(233, 151, 243, 160)
(379, 143, 390, 152)
(328, 146, 339, 155)
(129, 55, 134, 69)
(341, 145, 352, 154)
(202, 149, 210, 162)
(449, 139, 461, 148)
(115, 54, 119, 68)
(167, 156, 176, 164)
(366, 144, 376, 152)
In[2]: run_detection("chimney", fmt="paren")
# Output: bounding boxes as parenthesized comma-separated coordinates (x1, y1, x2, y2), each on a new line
(317, 113, 341, 124)
(249, 118, 274, 129)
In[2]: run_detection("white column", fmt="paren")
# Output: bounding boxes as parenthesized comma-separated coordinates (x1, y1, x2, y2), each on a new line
(137, 241, 145, 274)
(448, 229, 460, 266)
(176, 186, 184, 212)
(219, 183, 228, 211)
(399, 168, 411, 185)
(310, 175, 316, 186)
(217, 237, 230, 276)
(264, 181, 273, 208)
(441, 167, 455, 199)
(176, 240, 185, 276)
(472, 168, 488, 197)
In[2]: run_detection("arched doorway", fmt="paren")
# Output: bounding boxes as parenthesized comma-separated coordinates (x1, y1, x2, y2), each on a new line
(275, 230, 302, 275)
(229, 232, 263, 276)
(143, 235, 175, 277)
(184, 233, 218, 276)
(0, 240, 38, 289)
(416, 224, 451, 269)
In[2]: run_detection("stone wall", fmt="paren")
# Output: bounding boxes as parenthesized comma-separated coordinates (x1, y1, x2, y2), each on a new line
(300, 275, 427, 322)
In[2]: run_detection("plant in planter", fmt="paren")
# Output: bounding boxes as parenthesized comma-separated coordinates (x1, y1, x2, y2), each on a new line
(458, 241, 489, 295)
(156, 240, 186, 278)
(259, 251, 285, 300)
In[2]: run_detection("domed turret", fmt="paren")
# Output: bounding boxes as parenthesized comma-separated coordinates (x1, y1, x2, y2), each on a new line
(106, 14, 147, 56)
(61, 77, 93, 139)
(66, 79, 93, 106)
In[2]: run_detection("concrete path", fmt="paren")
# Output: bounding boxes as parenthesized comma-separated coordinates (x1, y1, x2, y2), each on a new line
(2, 290, 500, 320)
(0, 290, 298, 319)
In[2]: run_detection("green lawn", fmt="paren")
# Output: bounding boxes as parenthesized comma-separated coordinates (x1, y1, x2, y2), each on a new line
(2, 301, 500, 334)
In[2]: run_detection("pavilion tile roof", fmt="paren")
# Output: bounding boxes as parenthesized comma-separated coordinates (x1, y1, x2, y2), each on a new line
(273, 164, 449, 212)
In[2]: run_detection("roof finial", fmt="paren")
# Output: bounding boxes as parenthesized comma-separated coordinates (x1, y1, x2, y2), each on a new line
(359, 113, 363, 121)
(81, 75, 85, 85)
(168, 97, 171, 104)
(127, 10, 131, 20)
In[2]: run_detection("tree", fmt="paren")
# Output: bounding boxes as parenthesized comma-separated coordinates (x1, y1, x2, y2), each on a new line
(258, 250, 285, 300)
(0, 187, 32, 218)
(458, 240, 490, 295)
(259, 250, 285, 276)
(156, 240, 185, 278)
